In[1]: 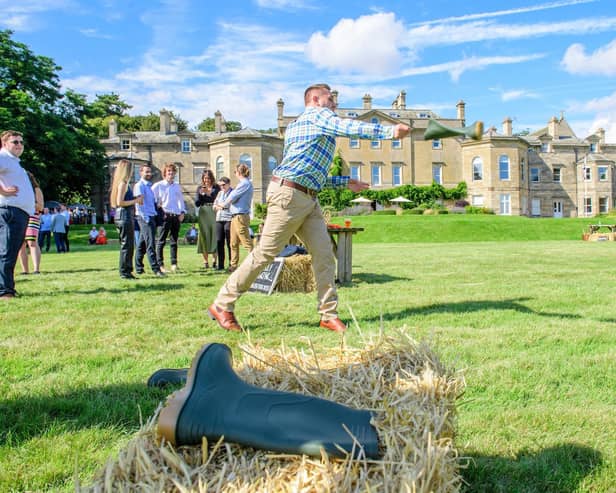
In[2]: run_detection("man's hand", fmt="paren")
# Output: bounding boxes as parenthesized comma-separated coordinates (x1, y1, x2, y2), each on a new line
(0, 185, 19, 197)
(348, 179, 369, 193)
(393, 123, 411, 139)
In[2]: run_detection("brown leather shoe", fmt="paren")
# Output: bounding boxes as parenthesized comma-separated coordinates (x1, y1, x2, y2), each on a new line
(319, 317, 346, 333)
(208, 304, 242, 332)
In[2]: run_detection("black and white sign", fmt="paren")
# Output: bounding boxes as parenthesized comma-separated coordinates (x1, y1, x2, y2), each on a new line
(249, 257, 285, 295)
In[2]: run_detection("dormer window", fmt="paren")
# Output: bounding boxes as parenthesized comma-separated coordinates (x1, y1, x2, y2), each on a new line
(120, 139, 130, 151)
(590, 143, 597, 153)
(181, 139, 191, 153)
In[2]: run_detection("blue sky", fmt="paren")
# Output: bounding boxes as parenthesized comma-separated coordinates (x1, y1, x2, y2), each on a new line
(2, 0, 616, 140)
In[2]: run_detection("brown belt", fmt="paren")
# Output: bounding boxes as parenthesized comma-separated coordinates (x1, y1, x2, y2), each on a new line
(271, 175, 318, 198)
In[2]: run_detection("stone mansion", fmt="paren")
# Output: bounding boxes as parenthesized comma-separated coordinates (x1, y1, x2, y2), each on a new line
(100, 90, 616, 217)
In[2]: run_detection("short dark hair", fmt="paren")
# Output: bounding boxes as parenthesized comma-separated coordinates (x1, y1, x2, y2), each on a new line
(304, 84, 331, 104)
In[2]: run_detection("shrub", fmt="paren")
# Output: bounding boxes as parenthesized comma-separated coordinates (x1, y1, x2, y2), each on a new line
(372, 210, 396, 216)
(404, 207, 425, 215)
(465, 205, 495, 214)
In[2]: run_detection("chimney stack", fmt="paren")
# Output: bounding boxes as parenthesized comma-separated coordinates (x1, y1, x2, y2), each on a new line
(548, 116, 559, 140)
(159, 109, 171, 135)
(503, 117, 512, 137)
(109, 119, 117, 139)
(362, 93, 372, 110)
(331, 90, 338, 107)
(456, 100, 466, 123)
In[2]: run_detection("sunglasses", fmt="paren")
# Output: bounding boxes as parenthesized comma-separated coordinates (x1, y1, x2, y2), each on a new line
(9, 140, 23, 145)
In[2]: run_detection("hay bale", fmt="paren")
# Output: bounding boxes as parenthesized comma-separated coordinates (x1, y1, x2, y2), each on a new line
(82, 329, 465, 492)
(276, 254, 315, 293)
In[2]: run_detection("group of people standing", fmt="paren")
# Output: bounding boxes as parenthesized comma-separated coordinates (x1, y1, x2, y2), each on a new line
(194, 164, 253, 273)
(109, 160, 255, 280)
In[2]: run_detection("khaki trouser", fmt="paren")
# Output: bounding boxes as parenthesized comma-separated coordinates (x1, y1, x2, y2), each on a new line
(215, 181, 338, 320)
(229, 214, 253, 269)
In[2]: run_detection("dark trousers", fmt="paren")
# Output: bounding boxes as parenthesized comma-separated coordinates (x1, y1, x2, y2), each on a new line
(64, 225, 70, 252)
(135, 216, 160, 273)
(216, 220, 231, 270)
(115, 209, 135, 277)
(38, 230, 51, 252)
(0, 206, 29, 296)
(54, 232, 66, 252)
(156, 214, 181, 267)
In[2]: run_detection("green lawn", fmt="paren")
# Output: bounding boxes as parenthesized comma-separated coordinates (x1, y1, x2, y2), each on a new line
(0, 216, 614, 492)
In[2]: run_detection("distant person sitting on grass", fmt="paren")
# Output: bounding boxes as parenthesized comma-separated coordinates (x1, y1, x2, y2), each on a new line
(95, 227, 107, 245)
(185, 223, 198, 245)
(88, 226, 98, 245)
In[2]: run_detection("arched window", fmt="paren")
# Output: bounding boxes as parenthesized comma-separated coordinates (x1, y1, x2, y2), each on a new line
(216, 156, 224, 179)
(239, 153, 252, 171)
(268, 156, 277, 172)
(371, 117, 379, 124)
(472, 157, 483, 181)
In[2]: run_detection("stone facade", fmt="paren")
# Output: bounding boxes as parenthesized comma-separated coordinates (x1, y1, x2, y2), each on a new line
(100, 92, 616, 218)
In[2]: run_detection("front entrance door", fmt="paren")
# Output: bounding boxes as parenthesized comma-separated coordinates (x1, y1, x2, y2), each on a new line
(553, 201, 563, 218)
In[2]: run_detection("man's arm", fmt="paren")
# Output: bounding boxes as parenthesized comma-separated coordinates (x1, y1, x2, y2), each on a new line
(223, 180, 249, 207)
(0, 184, 18, 196)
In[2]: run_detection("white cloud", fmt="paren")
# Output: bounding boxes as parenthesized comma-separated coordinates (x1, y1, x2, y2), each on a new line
(61, 75, 120, 95)
(0, 0, 77, 31)
(406, 17, 616, 50)
(561, 38, 616, 76)
(414, 0, 597, 26)
(500, 89, 541, 102)
(400, 54, 545, 82)
(254, 0, 315, 9)
(306, 13, 407, 75)
(566, 91, 616, 141)
(79, 28, 114, 39)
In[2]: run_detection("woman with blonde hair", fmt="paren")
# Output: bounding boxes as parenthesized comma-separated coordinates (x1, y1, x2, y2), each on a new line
(110, 159, 143, 279)
(195, 169, 220, 268)
(18, 171, 44, 274)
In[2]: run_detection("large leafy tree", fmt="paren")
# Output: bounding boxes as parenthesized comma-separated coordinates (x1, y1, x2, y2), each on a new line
(0, 30, 106, 203)
(89, 97, 189, 139)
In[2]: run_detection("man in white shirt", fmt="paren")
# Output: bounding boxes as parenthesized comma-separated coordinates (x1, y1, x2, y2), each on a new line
(152, 162, 186, 272)
(0, 130, 35, 299)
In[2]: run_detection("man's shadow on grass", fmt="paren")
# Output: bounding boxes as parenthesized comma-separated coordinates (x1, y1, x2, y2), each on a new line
(352, 272, 409, 284)
(362, 297, 581, 323)
(461, 443, 602, 493)
(55, 282, 215, 295)
(0, 383, 168, 447)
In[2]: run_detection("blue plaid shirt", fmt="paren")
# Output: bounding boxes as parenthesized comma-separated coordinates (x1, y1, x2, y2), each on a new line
(274, 107, 394, 191)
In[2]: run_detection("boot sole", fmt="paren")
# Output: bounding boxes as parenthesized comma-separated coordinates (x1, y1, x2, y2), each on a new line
(157, 343, 214, 445)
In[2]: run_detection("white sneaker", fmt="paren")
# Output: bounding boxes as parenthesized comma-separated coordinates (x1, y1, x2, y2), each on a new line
(171, 264, 178, 273)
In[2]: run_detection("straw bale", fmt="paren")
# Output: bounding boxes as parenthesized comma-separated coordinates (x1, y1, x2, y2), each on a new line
(82, 329, 465, 493)
(276, 255, 315, 293)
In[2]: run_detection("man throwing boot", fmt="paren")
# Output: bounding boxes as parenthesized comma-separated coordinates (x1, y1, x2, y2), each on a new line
(208, 83, 410, 333)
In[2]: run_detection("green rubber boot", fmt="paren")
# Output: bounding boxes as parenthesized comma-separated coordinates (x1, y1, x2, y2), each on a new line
(158, 343, 380, 459)
(147, 368, 188, 388)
